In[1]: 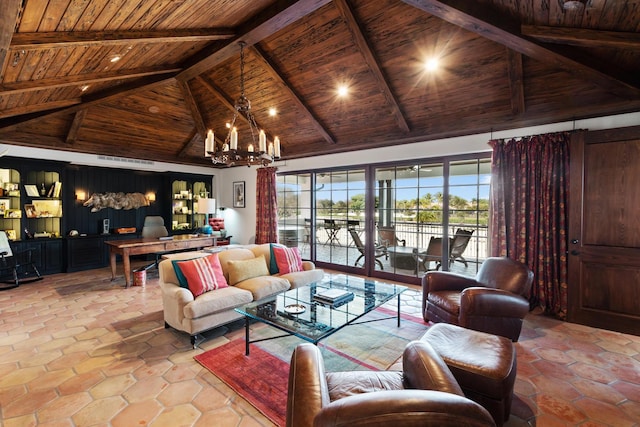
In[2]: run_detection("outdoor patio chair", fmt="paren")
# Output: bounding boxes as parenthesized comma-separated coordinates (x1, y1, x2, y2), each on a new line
(415, 236, 453, 273)
(450, 228, 474, 267)
(0, 231, 42, 290)
(348, 228, 386, 269)
(377, 225, 406, 260)
(323, 219, 341, 246)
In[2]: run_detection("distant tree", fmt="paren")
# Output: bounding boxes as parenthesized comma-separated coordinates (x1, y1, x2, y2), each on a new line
(349, 194, 365, 212)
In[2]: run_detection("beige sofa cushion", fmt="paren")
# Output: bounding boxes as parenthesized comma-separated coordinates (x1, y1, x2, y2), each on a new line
(235, 275, 291, 300)
(279, 269, 325, 288)
(183, 286, 253, 320)
(226, 255, 270, 285)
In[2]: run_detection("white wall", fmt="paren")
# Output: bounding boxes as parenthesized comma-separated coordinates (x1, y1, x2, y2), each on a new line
(3, 112, 639, 244)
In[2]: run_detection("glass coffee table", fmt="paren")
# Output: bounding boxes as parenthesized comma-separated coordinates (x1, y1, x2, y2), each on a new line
(235, 275, 407, 355)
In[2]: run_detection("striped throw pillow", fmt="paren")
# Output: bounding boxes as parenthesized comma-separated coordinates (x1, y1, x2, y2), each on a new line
(175, 253, 228, 297)
(272, 246, 303, 274)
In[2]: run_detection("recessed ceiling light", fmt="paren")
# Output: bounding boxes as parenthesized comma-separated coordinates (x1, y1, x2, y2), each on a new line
(337, 85, 349, 97)
(269, 107, 277, 116)
(563, 0, 587, 10)
(424, 58, 439, 72)
(110, 54, 122, 63)
(148, 106, 160, 113)
(79, 85, 90, 92)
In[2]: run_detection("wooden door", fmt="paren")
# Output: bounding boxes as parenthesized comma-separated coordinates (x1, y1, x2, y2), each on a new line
(568, 127, 640, 335)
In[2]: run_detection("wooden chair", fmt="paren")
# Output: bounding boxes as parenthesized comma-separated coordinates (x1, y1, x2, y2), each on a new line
(450, 229, 474, 267)
(0, 231, 42, 290)
(323, 219, 341, 246)
(377, 225, 406, 248)
(348, 228, 386, 269)
(415, 237, 453, 273)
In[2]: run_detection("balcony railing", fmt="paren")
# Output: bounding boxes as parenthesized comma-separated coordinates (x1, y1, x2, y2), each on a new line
(279, 218, 489, 264)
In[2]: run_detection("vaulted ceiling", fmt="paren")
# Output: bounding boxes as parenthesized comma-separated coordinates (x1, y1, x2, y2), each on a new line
(1, 0, 639, 167)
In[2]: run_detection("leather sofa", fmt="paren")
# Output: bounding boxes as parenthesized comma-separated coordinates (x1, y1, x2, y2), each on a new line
(286, 341, 496, 427)
(422, 256, 534, 341)
(159, 243, 324, 347)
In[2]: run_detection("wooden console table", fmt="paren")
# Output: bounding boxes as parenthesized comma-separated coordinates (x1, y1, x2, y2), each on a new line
(105, 235, 217, 287)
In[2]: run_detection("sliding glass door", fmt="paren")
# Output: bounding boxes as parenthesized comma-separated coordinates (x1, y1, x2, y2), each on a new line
(315, 169, 366, 268)
(374, 163, 445, 276)
(276, 154, 490, 281)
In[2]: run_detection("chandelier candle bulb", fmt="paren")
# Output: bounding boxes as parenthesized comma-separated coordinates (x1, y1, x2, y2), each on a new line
(248, 144, 254, 152)
(205, 130, 214, 157)
(274, 137, 281, 158)
(268, 142, 274, 157)
(230, 127, 238, 150)
(259, 130, 266, 152)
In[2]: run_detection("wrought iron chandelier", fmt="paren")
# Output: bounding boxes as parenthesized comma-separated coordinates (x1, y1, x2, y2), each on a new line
(205, 42, 280, 167)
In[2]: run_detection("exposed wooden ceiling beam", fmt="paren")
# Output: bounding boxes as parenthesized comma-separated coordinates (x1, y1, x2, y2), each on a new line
(506, 49, 525, 115)
(521, 25, 640, 50)
(401, 0, 640, 98)
(0, 66, 181, 96)
(250, 45, 336, 145)
(65, 109, 88, 145)
(196, 75, 278, 144)
(0, 1, 22, 76)
(0, 99, 81, 120)
(10, 28, 235, 50)
(333, 0, 410, 134)
(177, 129, 200, 158)
(176, 80, 208, 157)
(178, 0, 332, 81)
(0, 75, 177, 130)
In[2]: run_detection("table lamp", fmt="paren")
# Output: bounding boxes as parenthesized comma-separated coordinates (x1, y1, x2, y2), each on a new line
(196, 198, 216, 235)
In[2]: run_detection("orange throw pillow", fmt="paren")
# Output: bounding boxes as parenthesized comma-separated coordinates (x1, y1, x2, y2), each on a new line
(175, 253, 228, 297)
(272, 246, 303, 274)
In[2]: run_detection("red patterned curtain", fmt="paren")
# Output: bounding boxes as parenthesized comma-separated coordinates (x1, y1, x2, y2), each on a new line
(489, 132, 570, 319)
(255, 167, 278, 244)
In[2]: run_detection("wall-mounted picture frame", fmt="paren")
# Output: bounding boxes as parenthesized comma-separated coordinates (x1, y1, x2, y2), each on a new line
(233, 181, 245, 208)
(5, 229, 16, 241)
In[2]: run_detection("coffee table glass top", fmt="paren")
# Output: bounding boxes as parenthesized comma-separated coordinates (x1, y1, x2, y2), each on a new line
(235, 274, 407, 343)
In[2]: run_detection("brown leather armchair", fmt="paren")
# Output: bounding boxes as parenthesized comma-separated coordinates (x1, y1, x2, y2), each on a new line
(422, 256, 534, 342)
(286, 341, 495, 427)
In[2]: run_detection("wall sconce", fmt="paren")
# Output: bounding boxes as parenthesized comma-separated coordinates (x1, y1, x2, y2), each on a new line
(75, 190, 86, 201)
(146, 192, 156, 202)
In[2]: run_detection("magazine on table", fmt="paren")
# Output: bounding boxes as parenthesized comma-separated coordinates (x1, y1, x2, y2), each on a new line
(313, 288, 354, 305)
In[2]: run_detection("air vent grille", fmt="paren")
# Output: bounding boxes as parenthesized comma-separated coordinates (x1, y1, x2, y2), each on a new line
(97, 155, 154, 165)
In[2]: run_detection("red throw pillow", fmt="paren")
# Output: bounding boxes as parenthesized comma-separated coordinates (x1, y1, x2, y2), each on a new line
(272, 246, 303, 274)
(175, 253, 228, 297)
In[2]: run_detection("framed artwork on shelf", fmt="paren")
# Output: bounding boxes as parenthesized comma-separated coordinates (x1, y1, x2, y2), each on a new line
(0, 199, 8, 216)
(5, 209, 21, 219)
(25, 185, 39, 197)
(233, 181, 245, 208)
(5, 229, 16, 240)
(24, 204, 37, 218)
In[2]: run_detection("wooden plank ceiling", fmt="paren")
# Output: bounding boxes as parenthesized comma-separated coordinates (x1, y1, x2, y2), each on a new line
(0, 0, 638, 167)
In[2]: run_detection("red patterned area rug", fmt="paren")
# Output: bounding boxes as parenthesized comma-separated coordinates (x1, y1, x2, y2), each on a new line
(195, 307, 428, 427)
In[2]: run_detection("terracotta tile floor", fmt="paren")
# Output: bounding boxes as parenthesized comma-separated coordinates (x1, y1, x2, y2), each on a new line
(1, 264, 639, 426)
